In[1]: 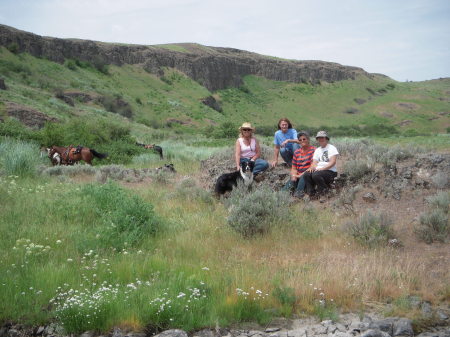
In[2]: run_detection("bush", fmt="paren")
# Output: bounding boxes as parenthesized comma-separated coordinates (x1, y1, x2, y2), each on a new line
(0, 138, 41, 177)
(431, 172, 449, 189)
(346, 210, 395, 247)
(98, 95, 133, 118)
(426, 191, 450, 213)
(272, 285, 296, 317)
(343, 159, 373, 182)
(81, 182, 163, 250)
(64, 59, 77, 70)
(415, 209, 449, 244)
(226, 184, 290, 237)
(173, 178, 214, 204)
(7, 42, 19, 54)
(213, 121, 238, 139)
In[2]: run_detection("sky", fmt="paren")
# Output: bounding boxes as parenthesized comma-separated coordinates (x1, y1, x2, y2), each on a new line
(0, 0, 449, 81)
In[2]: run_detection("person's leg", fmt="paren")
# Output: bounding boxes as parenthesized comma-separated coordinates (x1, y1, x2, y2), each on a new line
(293, 175, 306, 198)
(279, 147, 293, 166)
(253, 159, 269, 175)
(303, 172, 315, 196)
(283, 179, 297, 193)
(312, 170, 337, 194)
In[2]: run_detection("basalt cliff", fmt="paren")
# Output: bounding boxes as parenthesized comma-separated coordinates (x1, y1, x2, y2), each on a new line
(0, 24, 369, 91)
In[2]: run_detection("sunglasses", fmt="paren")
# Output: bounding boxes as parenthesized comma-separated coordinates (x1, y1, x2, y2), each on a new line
(242, 129, 252, 131)
(299, 138, 308, 141)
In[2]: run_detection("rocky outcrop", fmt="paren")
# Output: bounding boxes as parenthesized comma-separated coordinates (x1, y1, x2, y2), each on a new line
(5, 102, 58, 129)
(0, 24, 370, 91)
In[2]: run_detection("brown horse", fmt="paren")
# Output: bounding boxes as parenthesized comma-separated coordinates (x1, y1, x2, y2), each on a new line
(47, 145, 107, 165)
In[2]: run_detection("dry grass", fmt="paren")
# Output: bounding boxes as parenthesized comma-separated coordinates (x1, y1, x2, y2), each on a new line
(134, 181, 450, 316)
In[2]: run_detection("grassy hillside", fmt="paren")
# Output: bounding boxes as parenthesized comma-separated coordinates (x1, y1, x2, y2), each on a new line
(1, 46, 449, 142)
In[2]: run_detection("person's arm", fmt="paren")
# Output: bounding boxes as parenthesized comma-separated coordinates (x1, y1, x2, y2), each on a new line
(281, 138, 300, 147)
(290, 165, 299, 181)
(252, 139, 261, 161)
(307, 159, 318, 172)
(315, 155, 337, 171)
(271, 145, 280, 167)
(235, 140, 241, 170)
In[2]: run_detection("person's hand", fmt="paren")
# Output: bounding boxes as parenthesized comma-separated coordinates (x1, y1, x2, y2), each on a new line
(306, 167, 314, 173)
(290, 175, 298, 182)
(271, 160, 277, 168)
(281, 140, 289, 147)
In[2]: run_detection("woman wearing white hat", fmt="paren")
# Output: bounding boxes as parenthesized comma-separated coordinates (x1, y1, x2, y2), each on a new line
(235, 122, 269, 175)
(303, 130, 339, 200)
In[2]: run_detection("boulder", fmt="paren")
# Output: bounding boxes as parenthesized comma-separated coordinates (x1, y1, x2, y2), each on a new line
(393, 318, 413, 337)
(0, 77, 6, 90)
(154, 330, 189, 337)
(362, 192, 377, 203)
(5, 102, 58, 129)
(360, 329, 391, 337)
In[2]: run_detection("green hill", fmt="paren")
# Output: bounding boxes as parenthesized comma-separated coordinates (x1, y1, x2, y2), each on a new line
(0, 45, 449, 144)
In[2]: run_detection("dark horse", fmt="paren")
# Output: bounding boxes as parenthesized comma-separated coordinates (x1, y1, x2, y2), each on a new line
(47, 145, 107, 166)
(136, 142, 163, 159)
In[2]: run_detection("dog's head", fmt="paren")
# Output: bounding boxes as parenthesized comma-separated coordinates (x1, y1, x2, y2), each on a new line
(240, 160, 255, 176)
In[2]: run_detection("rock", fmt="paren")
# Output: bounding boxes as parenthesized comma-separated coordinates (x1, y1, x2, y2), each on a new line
(437, 309, 449, 321)
(0, 327, 7, 337)
(125, 333, 146, 337)
(7, 330, 18, 337)
(35, 326, 45, 335)
(154, 330, 189, 337)
(5, 102, 58, 129)
(0, 24, 368, 92)
(335, 323, 347, 333)
(287, 329, 306, 337)
(393, 318, 413, 337)
(266, 328, 281, 333)
(80, 331, 96, 337)
(421, 301, 433, 318)
(333, 333, 352, 337)
(193, 329, 217, 337)
(360, 329, 391, 337)
(201, 96, 222, 112)
(362, 192, 377, 203)
(312, 324, 328, 335)
(0, 77, 6, 90)
(368, 318, 395, 335)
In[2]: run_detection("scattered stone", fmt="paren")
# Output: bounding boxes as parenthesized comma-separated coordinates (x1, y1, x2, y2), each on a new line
(201, 96, 222, 112)
(437, 310, 449, 321)
(360, 329, 391, 337)
(5, 102, 58, 129)
(80, 331, 96, 337)
(368, 318, 395, 335)
(422, 302, 434, 318)
(35, 326, 45, 335)
(393, 318, 413, 337)
(125, 333, 146, 337)
(265, 328, 281, 333)
(6, 330, 18, 337)
(362, 192, 377, 203)
(154, 330, 189, 337)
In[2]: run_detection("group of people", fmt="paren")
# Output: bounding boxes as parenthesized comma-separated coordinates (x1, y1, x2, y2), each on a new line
(234, 118, 339, 200)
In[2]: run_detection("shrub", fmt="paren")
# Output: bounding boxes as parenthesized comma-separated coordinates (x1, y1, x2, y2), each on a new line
(415, 209, 449, 244)
(343, 159, 373, 181)
(98, 95, 133, 118)
(7, 42, 19, 54)
(64, 59, 77, 70)
(335, 185, 362, 214)
(213, 121, 238, 139)
(226, 184, 290, 237)
(426, 191, 450, 213)
(272, 285, 296, 317)
(0, 138, 41, 177)
(81, 182, 163, 250)
(431, 172, 449, 189)
(41, 165, 96, 177)
(173, 178, 213, 204)
(345, 210, 395, 247)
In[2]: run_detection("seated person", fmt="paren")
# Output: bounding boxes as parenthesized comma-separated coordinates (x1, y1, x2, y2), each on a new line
(284, 131, 315, 198)
(235, 122, 269, 175)
(271, 118, 300, 167)
(303, 131, 339, 200)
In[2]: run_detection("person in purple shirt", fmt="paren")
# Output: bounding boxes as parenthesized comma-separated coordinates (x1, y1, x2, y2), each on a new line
(271, 118, 300, 167)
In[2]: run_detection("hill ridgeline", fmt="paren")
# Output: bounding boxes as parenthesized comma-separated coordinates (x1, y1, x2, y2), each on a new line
(0, 24, 370, 91)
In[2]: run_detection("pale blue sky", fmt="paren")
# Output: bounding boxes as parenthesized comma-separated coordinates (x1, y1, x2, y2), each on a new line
(1, 0, 449, 81)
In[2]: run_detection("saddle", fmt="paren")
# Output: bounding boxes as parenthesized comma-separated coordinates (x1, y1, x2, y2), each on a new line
(63, 145, 83, 164)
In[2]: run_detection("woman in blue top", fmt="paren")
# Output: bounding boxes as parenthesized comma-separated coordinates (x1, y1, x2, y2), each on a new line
(271, 118, 300, 167)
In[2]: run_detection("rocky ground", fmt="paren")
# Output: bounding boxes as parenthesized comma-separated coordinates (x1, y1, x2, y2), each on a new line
(1, 312, 449, 337)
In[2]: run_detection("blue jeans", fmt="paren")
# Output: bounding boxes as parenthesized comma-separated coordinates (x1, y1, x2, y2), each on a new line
(283, 175, 306, 197)
(280, 143, 300, 166)
(240, 158, 269, 175)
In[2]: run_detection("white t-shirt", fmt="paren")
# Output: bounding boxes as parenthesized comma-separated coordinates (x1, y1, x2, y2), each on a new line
(313, 144, 339, 172)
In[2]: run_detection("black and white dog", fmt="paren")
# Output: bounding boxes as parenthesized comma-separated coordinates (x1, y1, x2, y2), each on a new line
(214, 161, 255, 196)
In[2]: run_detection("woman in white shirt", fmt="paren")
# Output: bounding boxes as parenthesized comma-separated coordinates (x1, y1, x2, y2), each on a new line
(303, 131, 339, 199)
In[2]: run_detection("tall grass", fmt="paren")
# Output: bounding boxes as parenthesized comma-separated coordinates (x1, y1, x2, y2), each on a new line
(0, 137, 43, 176)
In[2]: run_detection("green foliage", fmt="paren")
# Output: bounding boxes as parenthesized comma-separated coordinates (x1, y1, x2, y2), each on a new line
(346, 210, 395, 247)
(81, 182, 163, 250)
(98, 95, 133, 118)
(212, 121, 238, 139)
(426, 191, 450, 213)
(313, 301, 339, 321)
(0, 118, 37, 140)
(0, 138, 42, 177)
(7, 42, 19, 54)
(272, 285, 296, 317)
(173, 178, 214, 204)
(0, 59, 31, 76)
(64, 59, 77, 70)
(91, 56, 109, 74)
(226, 184, 290, 237)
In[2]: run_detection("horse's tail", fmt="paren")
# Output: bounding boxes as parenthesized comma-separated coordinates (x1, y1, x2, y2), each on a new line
(90, 149, 108, 159)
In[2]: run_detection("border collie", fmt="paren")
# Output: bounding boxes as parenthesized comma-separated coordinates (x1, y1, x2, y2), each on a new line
(214, 161, 255, 196)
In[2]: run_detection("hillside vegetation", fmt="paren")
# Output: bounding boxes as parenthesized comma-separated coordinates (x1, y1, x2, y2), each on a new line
(1, 46, 449, 147)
